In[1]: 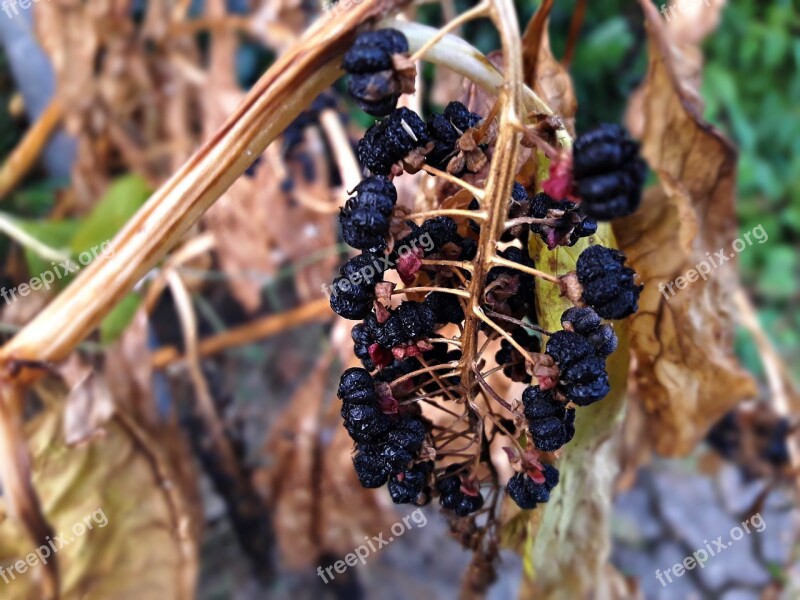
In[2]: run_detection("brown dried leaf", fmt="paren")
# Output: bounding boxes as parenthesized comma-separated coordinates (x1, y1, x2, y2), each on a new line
(0, 401, 200, 599)
(614, 1, 758, 456)
(521, 0, 577, 135)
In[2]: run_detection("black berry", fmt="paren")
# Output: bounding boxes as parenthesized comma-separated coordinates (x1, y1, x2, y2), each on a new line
(576, 245, 642, 320)
(357, 107, 429, 175)
(572, 124, 647, 220)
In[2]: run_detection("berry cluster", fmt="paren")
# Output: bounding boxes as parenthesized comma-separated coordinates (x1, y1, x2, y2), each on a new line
(340, 368, 433, 503)
(328, 28, 645, 522)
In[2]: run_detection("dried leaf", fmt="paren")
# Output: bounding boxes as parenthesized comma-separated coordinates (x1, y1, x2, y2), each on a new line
(0, 401, 200, 599)
(521, 0, 577, 135)
(614, 0, 758, 455)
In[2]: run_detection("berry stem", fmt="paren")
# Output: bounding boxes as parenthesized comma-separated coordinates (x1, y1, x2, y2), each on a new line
(483, 309, 553, 336)
(490, 255, 560, 284)
(504, 216, 561, 230)
(394, 286, 470, 298)
(419, 259, 475, 271)
(420, 164, 485, 198)
(407, 209, 487, 222)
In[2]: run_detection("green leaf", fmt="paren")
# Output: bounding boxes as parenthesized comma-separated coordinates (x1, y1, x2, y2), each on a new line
(69, 175, 152, 257)
(100, 293, 142, 345)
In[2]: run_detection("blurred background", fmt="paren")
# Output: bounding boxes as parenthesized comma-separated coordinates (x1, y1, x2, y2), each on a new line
(0, 0, 797, 598)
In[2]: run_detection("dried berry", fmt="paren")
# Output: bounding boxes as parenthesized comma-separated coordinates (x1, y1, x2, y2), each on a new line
(425, 291, 464, 325)
(343, 29, 411, 116)
(426, 101, 483, 174)
(560, 306, 618, 357)
(358, 107, 429, 175)
(337, 367, 378, 405)
(339, 176, 398, 250)
(436, 470, 484, 517)
(572, 123, 647, 220)
(388, 461, 432, 504)
(352, 323, 376, 370)
(506, 465, 559, 509)
(521, 386, 575, 451)
(528, 192, 597, 249)
(576, 245, 642, 320)
(545, 330, 610, 406)
(365, 301, 436, 350)
(354, 451, 391, 488)
(329, 251, 385, 319)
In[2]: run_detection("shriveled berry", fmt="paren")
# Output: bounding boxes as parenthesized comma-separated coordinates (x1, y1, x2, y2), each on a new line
(337, 367, 378, 405)
(561, 306, 618, 357)
(358, 107, 428, 175)
(339, 177, 398, 250)
(388, 417, 427, 453)
(388, 462, 432, 504)
(352, 324, 376, 370)
(545, 330, 595, 370)
(436, 468, 484, 516)
(330, 293, 373, 320)
(521, 386, 575, 451)
(441, 492, 484, 517)
(506, 464, 559, 509)
(354, 451, 391, 488)
(343, 29, 410, 117)
(358, 442, 413, 472)
(365, 301, 435, 349)
(529, 410, 575, 452)
(426, 101, 483, 173)
(576, 245, 642, 320)
(522, 386, 565, 421)
(529, 192, 597, 249)
(425, 291, 464, 325)
(573, 123, 647, 220)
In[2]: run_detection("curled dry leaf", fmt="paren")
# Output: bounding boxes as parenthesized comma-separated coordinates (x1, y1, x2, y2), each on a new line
(614, 0, 758, 456)
(0, 395, 200, 599)
(520, 0, 577, 136)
